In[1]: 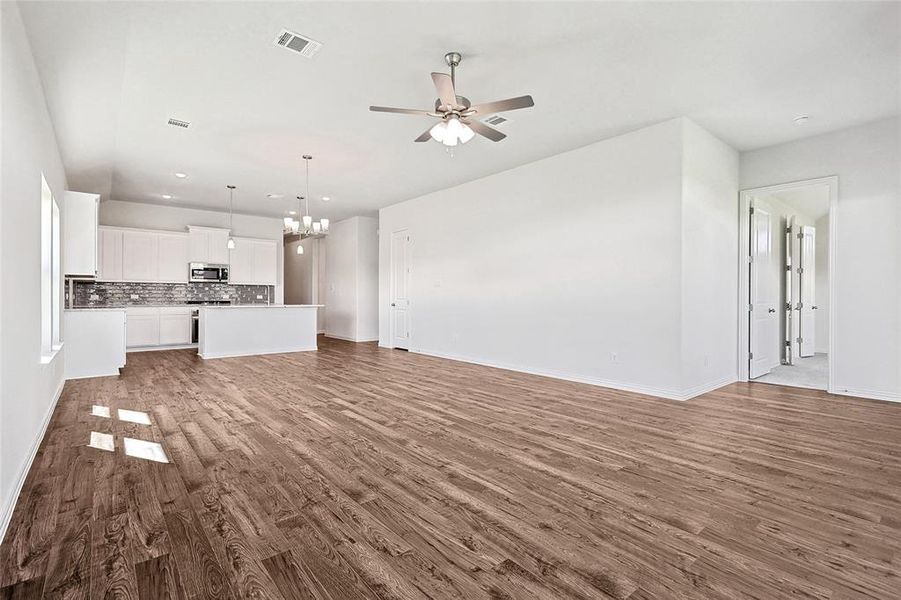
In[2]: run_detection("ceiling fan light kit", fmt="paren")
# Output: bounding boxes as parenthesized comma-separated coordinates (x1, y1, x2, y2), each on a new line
(370, 51, 534, 147)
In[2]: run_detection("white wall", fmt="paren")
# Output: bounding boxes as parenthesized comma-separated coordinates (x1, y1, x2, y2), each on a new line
(324, 216, 379, 342)
(741, 117, 900, 400)
(100, 199, 285, 303)
(379, 118, 737, 399)
(1, 1, 68, 541)
(815, 214, 829, 354)
(680, 120, 740, 394)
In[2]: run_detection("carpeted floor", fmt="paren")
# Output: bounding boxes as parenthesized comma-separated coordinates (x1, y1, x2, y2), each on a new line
(753, 352, 828, 390)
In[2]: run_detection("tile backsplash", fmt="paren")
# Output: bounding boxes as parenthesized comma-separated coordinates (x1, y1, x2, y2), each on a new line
(70, 280, 274, 308)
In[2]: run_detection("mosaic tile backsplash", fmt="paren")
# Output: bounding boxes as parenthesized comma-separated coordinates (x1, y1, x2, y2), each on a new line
(70, 280, 275, 307)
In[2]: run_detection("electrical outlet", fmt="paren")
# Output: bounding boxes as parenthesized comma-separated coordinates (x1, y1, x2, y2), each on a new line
(90, 294, 100, 301)
(610, 352, 618, 363)
(256, 294, 263, 300)
(130, 294, 139, 300)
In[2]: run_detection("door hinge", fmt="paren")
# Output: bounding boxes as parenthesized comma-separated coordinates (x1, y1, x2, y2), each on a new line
(748, 303, 753, 312)
(797, 267, 804, 274)
(797, 231, 804, 240)
(748, 255, 754, 263)
(749, 206, 755, 215)
(784, 341, 791, 347)
(749, 352, 754, 360)
(785, 302, 792, 311)
(797, 337, 803, 344)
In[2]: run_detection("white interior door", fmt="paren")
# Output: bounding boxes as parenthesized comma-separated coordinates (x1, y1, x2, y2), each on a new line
(389, 230, 411, 349)
(749, 201, 779, 378)
(799, 225, 816, 357)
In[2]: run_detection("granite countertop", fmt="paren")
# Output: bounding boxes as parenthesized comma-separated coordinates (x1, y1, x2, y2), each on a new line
(64, 307, 129, 312)
(198, 304, 324, 309)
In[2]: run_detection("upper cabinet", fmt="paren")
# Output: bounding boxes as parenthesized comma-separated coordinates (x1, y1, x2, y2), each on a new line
(98, 226, 188, 283)
(229, 237, 278, 285)
(122, 230, 159, 281)
(188, 226, 230, 265)
(157, 232, 189, 282)
(64, 191, 100, 277)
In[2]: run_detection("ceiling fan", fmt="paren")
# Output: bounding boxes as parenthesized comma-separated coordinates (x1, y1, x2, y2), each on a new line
(369, 52, 535, 147)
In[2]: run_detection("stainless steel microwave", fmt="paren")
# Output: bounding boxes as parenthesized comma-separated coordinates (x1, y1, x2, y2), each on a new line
(189, 263, 229, 283)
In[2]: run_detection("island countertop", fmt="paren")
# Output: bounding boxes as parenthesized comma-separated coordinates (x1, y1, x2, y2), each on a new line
(197, 304, 324, 309)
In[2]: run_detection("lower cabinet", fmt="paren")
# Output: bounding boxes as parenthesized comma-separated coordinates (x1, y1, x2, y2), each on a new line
(159, 307, 193, 345)
(126, 307, 192, 348)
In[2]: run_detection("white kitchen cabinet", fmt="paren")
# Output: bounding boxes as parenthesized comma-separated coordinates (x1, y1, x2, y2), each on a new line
(157, 232, 189, 282)
(188, 226, 231, 265)
(229, 237, 278, 285)
(64, 191, 100, 277)
(228, 238, 254, 284)
(158, 307, 192, 345)
(98, 227, 123, 281)
(122, 231, 159, 281)
(125, 307, 160, 348)
(64, 309, 127, 379)
(252, 239, 278, 285)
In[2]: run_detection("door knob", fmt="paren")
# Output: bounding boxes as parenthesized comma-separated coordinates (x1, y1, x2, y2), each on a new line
(391, 303, 396, 307)
(768, 308, 776, 313)
(812, 306, 818, 310)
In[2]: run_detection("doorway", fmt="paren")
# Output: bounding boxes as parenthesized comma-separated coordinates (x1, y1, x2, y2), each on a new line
(389, 229, 411, 350)
(739, 176, 837, 391)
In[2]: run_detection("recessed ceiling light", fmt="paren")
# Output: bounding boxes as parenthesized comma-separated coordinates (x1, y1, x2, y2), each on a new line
(321, 196, 330, 201)
(793, 115, 810, 126)
(161, 194, 172, 199)
(174, 172, 187, 178)
(267, 193, 283, 199)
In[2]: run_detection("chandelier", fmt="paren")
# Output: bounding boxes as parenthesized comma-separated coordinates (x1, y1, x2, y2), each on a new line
(283, 155, 329, 248)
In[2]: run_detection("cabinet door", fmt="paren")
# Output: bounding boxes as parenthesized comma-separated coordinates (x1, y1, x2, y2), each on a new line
(64, 192, 100, 276)
(228, 238, 253, 284)
(126, 315, 160, 347)
(122, 231, 159, 281)
(159, 313, 192, 345)
(188, 229, 210, 263)
(157, 233, 188, 282)
(98, 228, 123, 281)
(208, 229, 231, 265)
(252, 240, 278, 285)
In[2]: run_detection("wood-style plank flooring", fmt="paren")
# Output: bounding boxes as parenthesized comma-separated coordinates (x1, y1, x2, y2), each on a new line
(1, 338, 900, 599)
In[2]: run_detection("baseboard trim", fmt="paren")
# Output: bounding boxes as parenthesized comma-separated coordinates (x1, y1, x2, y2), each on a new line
(833, 387, 901, 404)
(410, 348, 733, 402)
(199, 346, 317, 360)
(0, 377, 65, 545)
(325, 333, 379, 343)
(127, 343, 198, 353)
(678, 375, 739, 401)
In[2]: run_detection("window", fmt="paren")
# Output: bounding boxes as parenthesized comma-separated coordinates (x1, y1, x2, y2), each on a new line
(40, 174, 61, 361)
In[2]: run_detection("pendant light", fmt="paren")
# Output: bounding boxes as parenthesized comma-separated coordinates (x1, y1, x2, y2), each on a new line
(226, 185, 236, 249)
(295, 194, 305, 254)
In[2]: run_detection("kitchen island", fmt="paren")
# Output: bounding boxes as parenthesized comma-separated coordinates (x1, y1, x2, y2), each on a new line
(197, 304, 322, 359)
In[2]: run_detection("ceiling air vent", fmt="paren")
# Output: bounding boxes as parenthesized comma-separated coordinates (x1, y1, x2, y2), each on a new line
(482, 115, 510, 127)
(167, 118, 190, 129)
(274, 29, 322, 58)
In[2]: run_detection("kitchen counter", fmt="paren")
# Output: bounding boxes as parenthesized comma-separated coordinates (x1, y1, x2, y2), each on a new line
(65, 307, 128, 312)
(197, 305, 321, 359)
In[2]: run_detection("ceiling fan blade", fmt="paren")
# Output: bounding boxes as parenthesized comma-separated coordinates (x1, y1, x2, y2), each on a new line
(370, 105, 432, 115)
(431, 72, 457, 110)
(468, 95, 534, 116)
(414, 128, 433, 143)
(465, 119, 506, 142)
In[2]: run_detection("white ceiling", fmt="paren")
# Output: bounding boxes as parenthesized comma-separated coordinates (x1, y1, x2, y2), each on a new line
(20, 1, 900, 221)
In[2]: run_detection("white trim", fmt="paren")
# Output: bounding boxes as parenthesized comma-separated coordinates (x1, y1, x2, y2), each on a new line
(832, 388, 901, 404)
(198, 346, 317, 360)
(738, 176, 838, 392)
(411, 348, 734, 402)
(127, 343, 197, 353)
(325, 333, 378, 343)
(0, 378, 65, 545)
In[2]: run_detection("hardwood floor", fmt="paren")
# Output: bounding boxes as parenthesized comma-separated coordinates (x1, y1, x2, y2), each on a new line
(1, 337, 900, 599)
